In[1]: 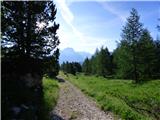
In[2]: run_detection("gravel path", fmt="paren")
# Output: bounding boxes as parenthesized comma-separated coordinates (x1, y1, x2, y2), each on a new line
(51, 78, 115, 120)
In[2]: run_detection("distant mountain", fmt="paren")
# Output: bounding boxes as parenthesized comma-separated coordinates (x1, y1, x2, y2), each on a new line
(59, 48, 91, 64)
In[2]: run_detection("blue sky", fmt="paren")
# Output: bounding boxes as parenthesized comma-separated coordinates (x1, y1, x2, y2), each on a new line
(54, 0, 160, 54)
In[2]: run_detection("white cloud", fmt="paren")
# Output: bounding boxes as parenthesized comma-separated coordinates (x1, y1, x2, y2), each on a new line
(54, 0, 118, 53)
(55, 0, 83, 38)
(58, 27, 116, 53)
(100, 2, 128, 23)
(55, 0, 74, 23)
(55, 0, 92, 52)
(76, 36, 117, 53)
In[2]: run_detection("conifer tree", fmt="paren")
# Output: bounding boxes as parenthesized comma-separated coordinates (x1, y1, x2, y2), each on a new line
(119, 8, 143, 82)
(1, 1, 60, 76)
(82, 58, 91, 75)
(96, 47, 111, 77)
(138, 29, 156, 79)
(1, 1, 60, 119)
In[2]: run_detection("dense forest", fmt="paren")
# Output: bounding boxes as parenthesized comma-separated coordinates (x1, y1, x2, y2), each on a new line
(61, 9, 160, 83)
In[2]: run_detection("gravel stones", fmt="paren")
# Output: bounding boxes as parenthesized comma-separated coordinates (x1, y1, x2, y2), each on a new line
(52, 79, 114, 120)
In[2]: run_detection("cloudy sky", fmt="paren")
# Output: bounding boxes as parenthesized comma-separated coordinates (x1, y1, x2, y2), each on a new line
(54, 0, 160, 54)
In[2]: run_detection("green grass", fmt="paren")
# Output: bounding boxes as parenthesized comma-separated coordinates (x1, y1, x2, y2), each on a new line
(60, 72, 160, 120)
(42, 77, 59, 120)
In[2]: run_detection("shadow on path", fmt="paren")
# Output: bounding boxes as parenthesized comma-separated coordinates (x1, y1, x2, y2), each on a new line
(55, 77, 65, 83)
(51, 113, 64, 120)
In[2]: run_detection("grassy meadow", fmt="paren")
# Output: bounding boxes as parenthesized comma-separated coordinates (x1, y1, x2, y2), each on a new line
(60, 72, 160, 120)
(42, 77, 59, 120)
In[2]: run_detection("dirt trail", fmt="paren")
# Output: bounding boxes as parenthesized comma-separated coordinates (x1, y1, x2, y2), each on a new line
(51, 78, 115, 120)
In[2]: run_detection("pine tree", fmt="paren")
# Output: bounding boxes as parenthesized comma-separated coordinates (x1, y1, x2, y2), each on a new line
(120, 8, 143, 82)
(73, 62, 82, 73)
(1, 1, 60, 119)
(82, 58, 91, 75)
(90, 49, 99, 74)
(96, 47, 111, 77)
(61, 62, 81, 75)
(1, 1, 60, 76)
(138, 29, 156, 79)
(153, 40, 160, 78)
(113, 43, 133, 79)
(82, 47, 112, 77)
(153, 18, 160, 78)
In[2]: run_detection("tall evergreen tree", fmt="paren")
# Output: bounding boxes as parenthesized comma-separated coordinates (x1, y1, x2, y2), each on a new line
(73, 62, 82, 73)
(90, 49, 99, 74)
(96, 47, 111, 77)
(120, 8, 143, 82)
(61, 62, 66, 71)
(154, 18, 160, 77)
(82, 58, 91, 75)
(60, 62, 82, 75)
(1, 1, 60, 76)
(113, 43, 133, 79)
(138, 29, 156, 79)
(1, 1, 60, 119)
(82, 47, 112, 77)
(153, 40, 160, 78)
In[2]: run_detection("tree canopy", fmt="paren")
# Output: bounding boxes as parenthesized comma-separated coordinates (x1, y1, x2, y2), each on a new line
(1, 1, 60, 76)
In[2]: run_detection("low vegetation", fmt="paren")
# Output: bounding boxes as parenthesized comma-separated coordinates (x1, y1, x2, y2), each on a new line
(61, 72, 160, 120)
(42, 77, 59, 120)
